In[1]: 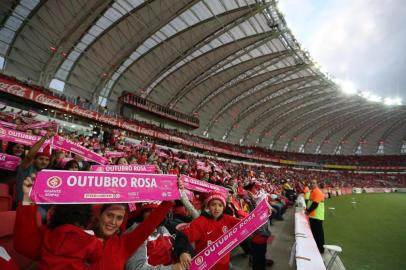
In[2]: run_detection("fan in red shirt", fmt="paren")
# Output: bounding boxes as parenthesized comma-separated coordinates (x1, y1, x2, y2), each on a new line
(14, 176, 102, 270)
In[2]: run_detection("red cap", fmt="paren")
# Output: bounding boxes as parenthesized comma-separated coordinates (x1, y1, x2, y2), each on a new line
(140, 201, 160, 212)
(35, 144, 51, 159)
(204, 192, 226, 208)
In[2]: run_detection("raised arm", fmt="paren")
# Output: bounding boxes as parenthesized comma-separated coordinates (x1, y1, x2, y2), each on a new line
(178, 177, 199, 219)
(13, 175, 44, 260)
(123, 201, 174, 257)
(21, 129, 54, 169)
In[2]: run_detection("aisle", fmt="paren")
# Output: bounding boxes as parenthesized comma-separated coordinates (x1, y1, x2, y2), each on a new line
(230, 207, 295, 270)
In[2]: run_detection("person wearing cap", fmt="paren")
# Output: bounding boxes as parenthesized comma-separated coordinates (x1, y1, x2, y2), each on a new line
(174, 192, 240, 270)
(15, 129, 54, 204)
(126, 202, 183, 270)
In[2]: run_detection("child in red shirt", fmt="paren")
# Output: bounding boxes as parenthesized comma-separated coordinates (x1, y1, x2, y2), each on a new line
(174, 192, 239, 270)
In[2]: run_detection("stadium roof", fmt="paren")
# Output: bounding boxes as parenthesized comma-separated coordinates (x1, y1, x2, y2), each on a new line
(1, 0, 405, 155)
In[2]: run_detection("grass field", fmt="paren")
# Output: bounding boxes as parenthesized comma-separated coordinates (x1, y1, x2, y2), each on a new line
(324, 193, 406, 270)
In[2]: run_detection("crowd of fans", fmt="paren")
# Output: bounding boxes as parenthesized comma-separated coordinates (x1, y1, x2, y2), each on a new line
(1, 105, 405, 269)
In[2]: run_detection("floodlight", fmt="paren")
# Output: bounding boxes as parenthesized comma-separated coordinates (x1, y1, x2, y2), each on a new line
(341, 81, 357, 95)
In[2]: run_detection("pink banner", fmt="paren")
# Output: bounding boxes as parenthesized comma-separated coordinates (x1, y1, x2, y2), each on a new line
(189, 199, 270, 270)
(180, 175, 228, 197)
(31, 170, 180, 204)
(0, 126, 51, 151)
(90, 164, 156, 173)
(174, 157, 188, 164)
(52, 135, 109, 164)
(0, 120, 16, 129)
(0, 153, 21, 171)
(0, 126, 41, 145)
(24, 121, 56, 130)
(197, 165, 211, 173)
(158, 151, 169, 158)
(104, 151, 126, 158)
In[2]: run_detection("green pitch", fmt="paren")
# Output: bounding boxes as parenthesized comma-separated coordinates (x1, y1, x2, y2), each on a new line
(324, 193, 406, 270)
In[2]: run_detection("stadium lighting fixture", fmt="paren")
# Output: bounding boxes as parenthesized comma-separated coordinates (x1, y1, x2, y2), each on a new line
(341, 80, 357, 95)
(359, 91, 371, 98)
(384, 98, 395, 105)
(367, 94, 382, 103)
(384, 98, 402, 106)
(394, 98, 402, 105)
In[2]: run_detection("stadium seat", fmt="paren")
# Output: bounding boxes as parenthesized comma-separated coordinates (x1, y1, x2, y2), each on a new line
(0, 195, 12, 212)
(0, 183, 9, 196)
(0, 211, 40, 269)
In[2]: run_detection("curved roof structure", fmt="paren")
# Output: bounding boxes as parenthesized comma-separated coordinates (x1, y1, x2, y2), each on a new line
(1, 0, 405, 155)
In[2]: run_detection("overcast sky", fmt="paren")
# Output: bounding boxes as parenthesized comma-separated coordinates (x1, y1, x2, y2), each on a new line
(278, 0, 406, 100)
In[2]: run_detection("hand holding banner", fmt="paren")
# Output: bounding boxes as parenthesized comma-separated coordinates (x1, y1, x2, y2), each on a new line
(189, 199, 270, 270)
(31, 170, 180, 204)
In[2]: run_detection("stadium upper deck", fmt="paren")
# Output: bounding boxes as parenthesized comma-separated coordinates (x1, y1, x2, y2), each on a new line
(0, 0, 405, 155)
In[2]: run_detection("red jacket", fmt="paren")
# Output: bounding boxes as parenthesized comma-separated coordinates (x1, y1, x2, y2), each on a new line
(0, 252, 19, 270)
(14, 201, 174, 270)
(39, 225, 102, 270)
(13, 205, 102, 270)
(181, 212, 239, 270)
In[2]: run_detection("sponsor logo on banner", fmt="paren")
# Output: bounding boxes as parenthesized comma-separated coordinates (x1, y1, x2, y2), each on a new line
(98, 114, 119, 126)
(0, 128, 5, 135)
(0, 83, 27, 97)
(71, 106, 93, 118)
(34, 94, 66, 109)
(47, 176, 62, 188)
(195, 256, 204, 266)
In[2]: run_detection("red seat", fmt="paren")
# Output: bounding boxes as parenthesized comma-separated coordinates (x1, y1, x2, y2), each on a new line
(0, 211, 39, 269)
(0, 183, 9, 196)
(0, 195, 12, 212)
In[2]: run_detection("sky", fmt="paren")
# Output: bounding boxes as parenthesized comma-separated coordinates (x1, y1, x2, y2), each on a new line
(278, 0, 406, 101)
